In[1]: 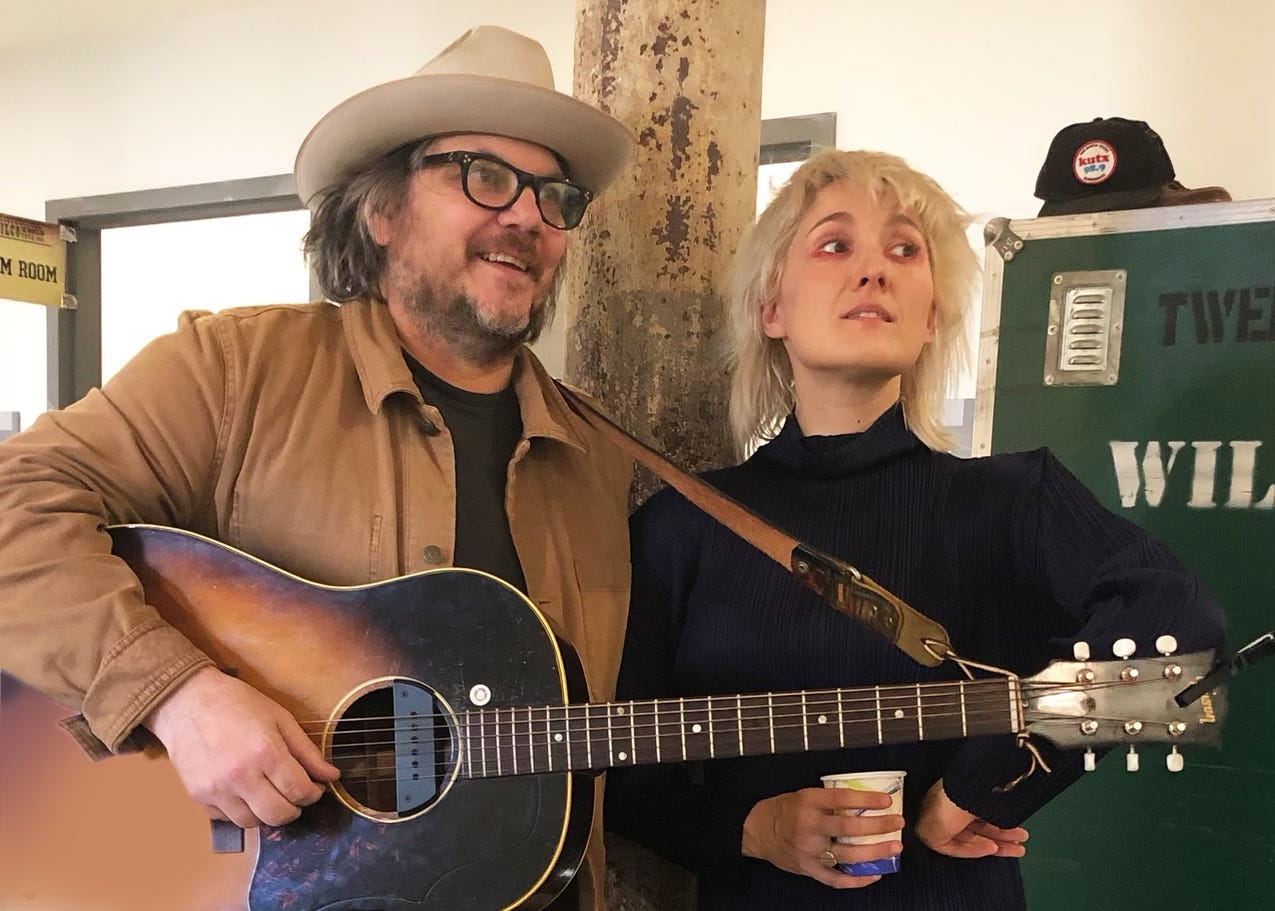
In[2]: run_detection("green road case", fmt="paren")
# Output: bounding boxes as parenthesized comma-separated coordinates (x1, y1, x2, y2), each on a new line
(974, 199, 1275, 909)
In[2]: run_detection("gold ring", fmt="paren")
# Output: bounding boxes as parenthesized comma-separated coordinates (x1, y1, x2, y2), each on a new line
(820, 848, 837, 868)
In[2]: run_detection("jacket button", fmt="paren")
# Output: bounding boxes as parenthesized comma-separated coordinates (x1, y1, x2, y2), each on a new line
(422, 544, 443, 564)
(418, 418, 440, 435)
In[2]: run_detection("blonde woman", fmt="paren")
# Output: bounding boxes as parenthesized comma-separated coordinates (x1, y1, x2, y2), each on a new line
(605, 150, 1224, 910)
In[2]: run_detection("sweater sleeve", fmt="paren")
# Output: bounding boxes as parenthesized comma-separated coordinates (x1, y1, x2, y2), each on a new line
(603, 490, 758, 876)
(941, 450, 1227, 826)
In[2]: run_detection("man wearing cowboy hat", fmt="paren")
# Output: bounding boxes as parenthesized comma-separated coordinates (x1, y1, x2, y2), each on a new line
(0, 26, 634, 910)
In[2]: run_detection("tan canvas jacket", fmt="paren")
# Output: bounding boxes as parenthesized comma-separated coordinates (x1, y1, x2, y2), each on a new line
(0, 298, 632, 910)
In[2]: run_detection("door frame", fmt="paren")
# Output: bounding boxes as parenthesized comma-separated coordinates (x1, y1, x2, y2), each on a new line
(44, 175, 309, 408)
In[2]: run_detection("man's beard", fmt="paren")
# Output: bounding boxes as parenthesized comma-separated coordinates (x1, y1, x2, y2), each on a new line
(407, 285, 550, 365)
(397, 270, 556, 367)
(391, 232, 559, 366)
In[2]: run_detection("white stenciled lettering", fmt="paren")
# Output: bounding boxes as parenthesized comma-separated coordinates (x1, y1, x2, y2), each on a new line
(1228, 441, 1275, 509)
(1110, 440, 1271, 509)
(1109, 441, 1186, 508)
(1188, 442, 1222, 509)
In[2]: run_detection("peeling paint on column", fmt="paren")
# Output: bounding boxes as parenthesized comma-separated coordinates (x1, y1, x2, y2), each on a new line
(666, 94, 697, 177)
(653, 193, 690, 268)
(565, 1, 765, 532)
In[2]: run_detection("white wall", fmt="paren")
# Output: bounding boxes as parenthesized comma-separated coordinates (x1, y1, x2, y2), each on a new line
(3, 0, 1269, 225)
(2, 0, 1272, 420)
(761, 0, 1275, 222)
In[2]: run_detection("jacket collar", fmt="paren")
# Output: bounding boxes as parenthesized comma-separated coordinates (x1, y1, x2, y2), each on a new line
(341, 298, 589, 452)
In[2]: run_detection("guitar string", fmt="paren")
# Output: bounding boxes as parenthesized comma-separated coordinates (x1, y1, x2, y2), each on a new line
(295, 672, 1167, 744)
(286, 677, 1096, 733)
(307, 678, 1190, 768)
(315, 698, 1045, 787)
(320, 697, 1187, 789)
(292, 675, 1165, 736)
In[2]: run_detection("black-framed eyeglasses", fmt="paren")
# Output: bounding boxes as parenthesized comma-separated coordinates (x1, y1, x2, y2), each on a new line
(416, 150, 594, 230)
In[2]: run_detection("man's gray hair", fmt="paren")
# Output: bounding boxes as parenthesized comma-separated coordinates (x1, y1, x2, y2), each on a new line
(303, 141, 429, 303)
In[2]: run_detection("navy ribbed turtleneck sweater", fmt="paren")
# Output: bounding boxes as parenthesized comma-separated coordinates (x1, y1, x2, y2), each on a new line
(605, 405, 1225, 911)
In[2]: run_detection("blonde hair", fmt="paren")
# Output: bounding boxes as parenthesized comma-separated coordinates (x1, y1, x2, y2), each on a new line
(727, 149, 978, 455)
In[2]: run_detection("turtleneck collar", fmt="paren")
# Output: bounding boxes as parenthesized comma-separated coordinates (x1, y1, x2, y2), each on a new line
(749, 402, 924, 478)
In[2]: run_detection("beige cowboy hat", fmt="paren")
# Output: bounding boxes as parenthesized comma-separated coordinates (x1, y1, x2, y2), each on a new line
(294, 25, 633, 208)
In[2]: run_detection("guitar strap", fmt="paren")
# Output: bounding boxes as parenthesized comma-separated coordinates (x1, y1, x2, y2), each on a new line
(554, 381, 954, 668)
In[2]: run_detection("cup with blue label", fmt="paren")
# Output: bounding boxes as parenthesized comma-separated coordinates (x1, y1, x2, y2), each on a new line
(820, 770, 906, 875)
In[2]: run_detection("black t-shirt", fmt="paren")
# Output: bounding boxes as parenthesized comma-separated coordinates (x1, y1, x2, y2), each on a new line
(406, 355, 579, 909)
(405, 354, 527, 594)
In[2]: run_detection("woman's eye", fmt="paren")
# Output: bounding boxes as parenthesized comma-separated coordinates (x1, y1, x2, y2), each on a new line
(890, 241, 921, 258)
(817, 238, 849, 254)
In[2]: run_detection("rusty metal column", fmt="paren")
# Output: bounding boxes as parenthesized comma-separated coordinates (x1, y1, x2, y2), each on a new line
(564, 2, 765, 909)
(564, 0, 765, 504)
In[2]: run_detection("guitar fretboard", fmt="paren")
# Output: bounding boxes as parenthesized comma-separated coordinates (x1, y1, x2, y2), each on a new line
(458, 678, 1019, 779)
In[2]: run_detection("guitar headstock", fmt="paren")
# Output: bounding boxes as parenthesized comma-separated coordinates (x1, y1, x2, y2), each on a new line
(1022, 646, 1226, 756)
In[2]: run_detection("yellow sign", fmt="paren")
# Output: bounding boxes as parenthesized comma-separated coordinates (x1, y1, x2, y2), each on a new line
(0, 212, 67, 308)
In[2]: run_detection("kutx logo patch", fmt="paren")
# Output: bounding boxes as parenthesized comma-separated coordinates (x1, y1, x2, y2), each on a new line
(1073, 140, 1117, 185)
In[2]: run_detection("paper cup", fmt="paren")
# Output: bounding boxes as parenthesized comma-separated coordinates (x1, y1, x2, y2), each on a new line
(820, 770, 905, 875)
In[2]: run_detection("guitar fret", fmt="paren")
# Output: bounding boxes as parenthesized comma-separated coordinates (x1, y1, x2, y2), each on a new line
(915, 684, 924, 742)
(654, 700, 661, 763)
(629, 700, 637, 764)
(736, 695, 744, 758)
(680, 698, 710, 761)
(509, 709, 517, 775)
(875, 685, 883, 744)
(879, 686, 921, 744)
(526, 707, 534, 773)
(552, 707, 568, 770)
(584, 706, 593, 769)
(480, 709, 489, 777)
(801, 692, 809, 751)
(606, 700, 615, 765)
(656, 696, 680, 762)
(564, 708, 572, 770)
(767, 694, 775, 754)
(771, 693, 804, 754)
(545, 706, 553, 772)
(707, 698, 716, 759)
(959, 680, 967, 738)
(464, 713, 473, 777)
(498, 708, 507, 775)
(610, 704, 627, 763)
(837, 689, 845, 748)
(675, 697, 684, 759)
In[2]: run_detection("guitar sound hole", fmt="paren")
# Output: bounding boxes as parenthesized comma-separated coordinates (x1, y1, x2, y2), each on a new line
(329, 679, 455, 821)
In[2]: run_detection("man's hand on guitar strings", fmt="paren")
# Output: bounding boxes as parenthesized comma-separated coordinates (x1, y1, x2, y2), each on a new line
(144, 666, 340, 828)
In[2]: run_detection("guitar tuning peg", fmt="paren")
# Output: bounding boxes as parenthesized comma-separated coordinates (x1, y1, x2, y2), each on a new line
(1126, 745, 1140, 772)
(1113, 638, 1136, 659)
(1084, 748, 1097, 772)
(1073, 641, 1091, 662)
(1166, 746, 1184, 773)
(1156, 635, 1178, 656)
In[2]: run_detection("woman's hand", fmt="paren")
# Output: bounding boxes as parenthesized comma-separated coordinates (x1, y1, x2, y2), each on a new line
(914, 779, 1028, 859)
(740, 786, 903, 888)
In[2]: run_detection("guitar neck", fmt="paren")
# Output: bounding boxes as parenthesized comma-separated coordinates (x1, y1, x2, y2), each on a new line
(458, 678, 1020, 778)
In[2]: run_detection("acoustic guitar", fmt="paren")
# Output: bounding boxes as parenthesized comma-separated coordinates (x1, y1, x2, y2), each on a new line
(20, 525, 1229, 910)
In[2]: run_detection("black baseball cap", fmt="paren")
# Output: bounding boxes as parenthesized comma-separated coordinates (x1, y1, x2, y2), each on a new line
(1034, 117, 1230, 216)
